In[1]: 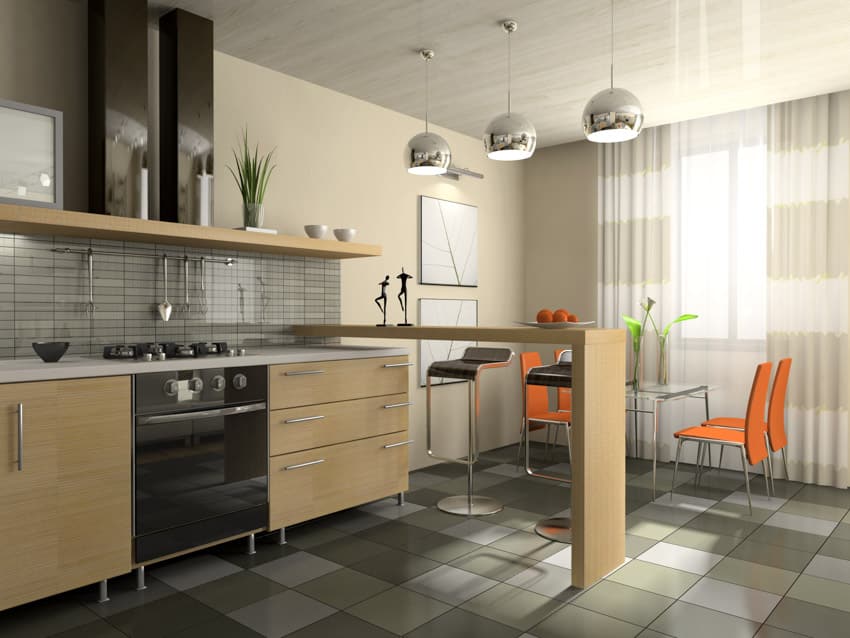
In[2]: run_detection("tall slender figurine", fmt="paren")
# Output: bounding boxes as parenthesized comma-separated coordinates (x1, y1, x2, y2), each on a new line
(375, 275, 390, 326)
(397, 267, 413, 326)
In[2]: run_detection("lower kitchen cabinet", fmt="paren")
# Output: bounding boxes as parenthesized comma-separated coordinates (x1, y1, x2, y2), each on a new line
(0, 376, 131, 611)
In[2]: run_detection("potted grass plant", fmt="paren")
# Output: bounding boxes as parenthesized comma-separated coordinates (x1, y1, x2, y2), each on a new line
(228, 130, 276, 230)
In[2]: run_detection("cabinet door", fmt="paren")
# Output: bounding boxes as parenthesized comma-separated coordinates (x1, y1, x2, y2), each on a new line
(0, 377, 131, 611)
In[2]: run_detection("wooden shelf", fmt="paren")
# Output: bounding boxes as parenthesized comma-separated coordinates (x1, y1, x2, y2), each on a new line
(0, 203, 381, 259)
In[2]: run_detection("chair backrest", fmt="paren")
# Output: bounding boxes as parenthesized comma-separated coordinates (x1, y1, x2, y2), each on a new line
(554, 349, 572, 415)
(744, 361, 772, 465)
(767, 358, 792, 451)
(520, 352, 549, 416)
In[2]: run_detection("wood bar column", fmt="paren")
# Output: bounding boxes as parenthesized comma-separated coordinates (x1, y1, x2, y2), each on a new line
(570, 333, 626, 587)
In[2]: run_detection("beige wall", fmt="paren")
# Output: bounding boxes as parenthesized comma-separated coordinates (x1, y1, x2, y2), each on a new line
(214, 52, 526, 470)
(0, 0, 89, 211)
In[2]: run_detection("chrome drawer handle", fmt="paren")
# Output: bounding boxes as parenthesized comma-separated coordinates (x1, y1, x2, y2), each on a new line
(383, 402, 413, 409)
(284, 369, 325, 376)
(383, 362, 413, 368)
(283, 415, 326, 424)
(283, 459, 325, 471)
(17, 402, 23, 472)
(383, 439, 413, 449)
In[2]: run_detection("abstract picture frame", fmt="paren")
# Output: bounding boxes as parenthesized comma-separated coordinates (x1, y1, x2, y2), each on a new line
(418, 297, 478, 386)
(419, 195, 478, 287)
(0, 98, 63, 209)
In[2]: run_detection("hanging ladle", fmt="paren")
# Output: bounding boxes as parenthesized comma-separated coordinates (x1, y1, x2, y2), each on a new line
(158, 255, 172, 321)
(84, 248, 96, 317)
(181, 255, 190, 314)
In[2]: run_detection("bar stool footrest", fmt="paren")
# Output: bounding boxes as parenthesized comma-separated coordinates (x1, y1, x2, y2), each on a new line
(437, 495, 503, 516)
(534, 517, 571, 543)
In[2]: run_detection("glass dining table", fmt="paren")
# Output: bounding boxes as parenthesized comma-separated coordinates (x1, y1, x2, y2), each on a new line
(625, 383, 712, 498)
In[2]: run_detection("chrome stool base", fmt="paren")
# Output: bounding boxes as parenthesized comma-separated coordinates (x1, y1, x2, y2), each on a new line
(438, 495, 503, 516)
(534, 517, 571, 543)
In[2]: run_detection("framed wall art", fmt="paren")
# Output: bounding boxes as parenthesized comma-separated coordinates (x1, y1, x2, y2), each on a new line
(419, 195, 477, 287)
(0, 98, 63, 209)
(418, 297, 478, 386)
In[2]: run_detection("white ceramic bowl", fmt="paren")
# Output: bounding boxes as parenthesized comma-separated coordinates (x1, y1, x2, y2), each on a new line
(304, 224, 328, 239)
(333, 227, 357, 242)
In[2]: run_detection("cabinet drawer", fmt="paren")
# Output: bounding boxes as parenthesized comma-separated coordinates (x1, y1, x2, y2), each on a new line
(269, 431, 411, 529)
(270, 356, 409, 409)
(270, 393, 409, 455)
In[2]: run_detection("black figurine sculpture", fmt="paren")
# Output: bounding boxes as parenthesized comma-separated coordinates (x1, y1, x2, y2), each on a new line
(374, 275, 390, 326)
(397, 267, 413, 326)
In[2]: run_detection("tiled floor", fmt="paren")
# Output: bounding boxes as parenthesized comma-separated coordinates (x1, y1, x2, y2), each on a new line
(3, 444, 850, 637)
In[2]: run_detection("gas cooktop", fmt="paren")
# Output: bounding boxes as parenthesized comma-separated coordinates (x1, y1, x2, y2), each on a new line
(103, 342, 230, 360)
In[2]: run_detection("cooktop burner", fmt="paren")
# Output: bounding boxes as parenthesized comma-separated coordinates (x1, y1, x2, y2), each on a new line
(103, 341, 229, 360)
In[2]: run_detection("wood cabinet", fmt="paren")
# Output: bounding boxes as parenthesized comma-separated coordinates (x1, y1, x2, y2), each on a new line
(0, 376, 131, 611)
(269, 356, 411, 530)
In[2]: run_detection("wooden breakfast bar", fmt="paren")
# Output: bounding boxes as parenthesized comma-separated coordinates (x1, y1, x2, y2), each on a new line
(294, 324, 627, 588)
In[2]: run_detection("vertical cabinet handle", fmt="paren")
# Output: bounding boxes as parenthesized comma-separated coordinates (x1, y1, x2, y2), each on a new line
(383, 440, 414, 449)
(17, 402, 23, 471)
(383, 362, 413, 368)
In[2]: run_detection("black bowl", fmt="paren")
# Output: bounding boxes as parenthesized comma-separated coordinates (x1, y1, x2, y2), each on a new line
(32, 342, 70, 363)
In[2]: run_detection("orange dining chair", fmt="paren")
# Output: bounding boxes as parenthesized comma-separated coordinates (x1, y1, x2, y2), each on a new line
(554, 349, 572, 421)
(672, 361, 772, 514)
(517, 352, 571, 466)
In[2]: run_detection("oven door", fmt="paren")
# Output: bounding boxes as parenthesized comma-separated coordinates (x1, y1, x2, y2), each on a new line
(134, 402, 268, 562)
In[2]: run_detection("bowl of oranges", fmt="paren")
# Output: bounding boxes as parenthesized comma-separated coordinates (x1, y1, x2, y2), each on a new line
(515, 308, 595, 329)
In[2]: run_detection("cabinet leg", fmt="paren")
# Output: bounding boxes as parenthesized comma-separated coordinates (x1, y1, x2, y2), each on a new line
(278, 528, 286, 545)
(397, 492, 405, 507)
(247, 532, 256, 555)
(136, 566, 147, 591)
(98, 579, 109, 603)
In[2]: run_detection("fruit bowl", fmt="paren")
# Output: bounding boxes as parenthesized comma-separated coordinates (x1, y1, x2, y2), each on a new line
(304, 224, 328, 239)
(32, 341, 70, 362)
(515, 321, 596, 329)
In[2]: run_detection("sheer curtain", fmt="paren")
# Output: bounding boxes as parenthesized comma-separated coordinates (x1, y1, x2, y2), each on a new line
(599, 108, 769, 465)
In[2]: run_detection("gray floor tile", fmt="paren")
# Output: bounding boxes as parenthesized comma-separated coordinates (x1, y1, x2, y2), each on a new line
(169, 616, 264, 638)
(787, 574, 850, 613)
(308, 536, 389, 566)
(625, 515, 678, 540)
(708, 556, 798, 595)
(347, 586, 451, 635)
(451, 546, 538, 581)
(766, 596, 850, 638)
(404, 488, 450, 508)
(486, 507, 548, 530)
(728, 538, 814, 572)
(213, 536, 299, 569)
(649, 600, 760, 638)
(403, 531, 481, 563)
(408, 470, 452, 490)
(461, 582, 564, 631)
(506, 562, 577, 601)
(0, 596, 98, 638)
(707, 500, 775, 524)
(663, 527, 742, 555)
(285, 523, 348, 549)
(779, 499, 848, 522)
(250, 551, 342, 587)
(531, 603, 642, 638)
(150, 554, 243, 591)
(228, 590, 336, 637)
(625, 534, 657, 558)
(607, 559, 700, 598)
(359, 497, 426, 520)
(286, 611, 396, 638)
(400, 507, 466, 532)
(433, 471, 514, 494)
(295, 567, 393, 609)
(407, 608, 523, 638)
(49, 619, 127, 638)
(792, 484, 850, 509)
(764, 511, 837, 537)
(326, 509, 388, 534)
(350, 547, 442, 584)
(684, 510, 762, 538)
(83, 573, 177, 618)
(637, 542, 724, 575)
(184, 571, 286, 614)
(109, 593, 223, 638)
(403, 564, 499, 605)
(747, 524, 826, 553)
(490, 531, 565, 560)
(803, 553, 850, 585)
(573, 580, 674, 626)
(441, 519, 517, 545)
(753, 626, 810, 638)
(357, 520, 435, 552)
(637, 631, 676, 638)
(832, 522, 850, 540)
(819, 535, 850, 561)
(631, 502, 704, 526)
(680, 577, 781, 622)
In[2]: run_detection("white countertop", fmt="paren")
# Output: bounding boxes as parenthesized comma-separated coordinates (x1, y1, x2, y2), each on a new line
(0, 345, 410, 383)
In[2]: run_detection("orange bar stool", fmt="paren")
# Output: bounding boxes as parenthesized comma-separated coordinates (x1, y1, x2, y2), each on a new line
(672, 362, 772, 514)
(426, 347, 514, 516)
(523, 350, 573, 542)
(517, 352, 572, 467)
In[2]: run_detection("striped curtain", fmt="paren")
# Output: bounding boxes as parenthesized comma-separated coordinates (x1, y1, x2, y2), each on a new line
(767, 91, 850, 488)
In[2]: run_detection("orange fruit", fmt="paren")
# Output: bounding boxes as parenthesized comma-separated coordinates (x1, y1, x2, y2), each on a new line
(536, 308, 554, 323)
(567, 313, 578, 322)
(552, 309, 569, 323)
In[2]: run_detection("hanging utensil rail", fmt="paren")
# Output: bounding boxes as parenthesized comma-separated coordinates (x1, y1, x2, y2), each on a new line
(50, 247, 237, 266)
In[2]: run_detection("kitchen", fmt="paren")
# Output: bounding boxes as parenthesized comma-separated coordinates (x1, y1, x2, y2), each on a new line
(1, 2, 849, 637)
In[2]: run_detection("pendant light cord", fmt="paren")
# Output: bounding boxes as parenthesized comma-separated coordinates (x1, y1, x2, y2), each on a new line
(425, 55, 430, 133)
(610, 0, 615, 89)
(507, 27, 512, 114)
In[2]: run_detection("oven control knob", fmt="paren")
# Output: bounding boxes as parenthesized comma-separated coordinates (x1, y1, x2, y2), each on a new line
(188, 377, 204, 393)
(210, 375, 226, 392)
(232, 373, 248, 390)
(163, 379, 179, 397)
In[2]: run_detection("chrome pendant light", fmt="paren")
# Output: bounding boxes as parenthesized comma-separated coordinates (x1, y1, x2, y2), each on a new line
(407, 49, 451, 175)
(582, 0, 644, 143)
(484, 20, 536, 160)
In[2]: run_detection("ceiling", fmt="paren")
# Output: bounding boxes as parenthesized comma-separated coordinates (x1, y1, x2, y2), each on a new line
(149, 0, 850, 148)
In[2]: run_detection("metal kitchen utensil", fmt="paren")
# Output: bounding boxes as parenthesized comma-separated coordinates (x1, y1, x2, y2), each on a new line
(158, 255, 173, 321)
(199, 257, 208, 314)
(181, 256, 190, 314)
(85, 248, 96, 317)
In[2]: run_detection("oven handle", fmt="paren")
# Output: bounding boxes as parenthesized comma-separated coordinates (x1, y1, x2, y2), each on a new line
(136, 402, 267, 425)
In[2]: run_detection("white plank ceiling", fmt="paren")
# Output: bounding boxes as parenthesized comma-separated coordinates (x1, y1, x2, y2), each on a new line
(149, 0, 850, 147)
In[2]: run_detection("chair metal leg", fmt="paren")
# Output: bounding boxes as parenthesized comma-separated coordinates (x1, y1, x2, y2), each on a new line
(516, 418, 526, 469)
(740, 446, 752, 515)
(545, 424, 551, 459)
(565, 425, 572, 466)
(763, 433, 775, 497)
(781, 447, 789, 480)
(671, 439, 683, 501)
(718, 445, 725, 469)
(762, 460, 772, 498)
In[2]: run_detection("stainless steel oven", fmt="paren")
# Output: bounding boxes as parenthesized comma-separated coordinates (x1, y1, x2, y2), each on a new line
(133, 366, 268, 563)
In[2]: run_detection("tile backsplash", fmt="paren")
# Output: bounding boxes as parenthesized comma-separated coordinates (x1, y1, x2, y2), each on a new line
(1, 234, 340, 359)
